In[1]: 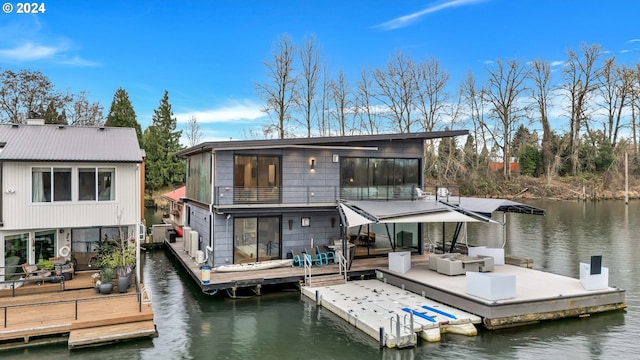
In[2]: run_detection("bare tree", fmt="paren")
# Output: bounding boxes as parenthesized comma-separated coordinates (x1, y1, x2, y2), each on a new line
(631, 65, 640, 154)
(328, 69, 354, 136)
(530, 59, 555, 179)
(185, 115, 204, 146)
(562, 43, 602, 175)
(256, 34, 298, 139)
(483, 59, 530, 179)
(597, 58, 632, 147)
(298, 34, 321, 137)
(355, 68, 382, 134)
(0, 68, 71, 123)
(68, 90, 104, 126)
(414, 57, 450, 176)
(460, 70, 489, 173)
(372, 51, 417, 133)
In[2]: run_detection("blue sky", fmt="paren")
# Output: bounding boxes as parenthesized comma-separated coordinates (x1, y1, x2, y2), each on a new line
(1, 0, 640, 143)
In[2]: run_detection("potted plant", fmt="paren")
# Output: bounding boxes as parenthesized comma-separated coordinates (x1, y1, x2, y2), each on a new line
(97, 267, 114, 294)
(96, 232, 136, 293)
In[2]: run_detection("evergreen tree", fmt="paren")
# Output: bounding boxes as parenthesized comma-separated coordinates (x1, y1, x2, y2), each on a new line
(105, 88, 141, 142)
(143, 90, 184, 190)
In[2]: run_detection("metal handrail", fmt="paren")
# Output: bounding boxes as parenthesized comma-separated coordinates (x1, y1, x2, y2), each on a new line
(337, 253, 348, 283)
(303, 255, 312, 286)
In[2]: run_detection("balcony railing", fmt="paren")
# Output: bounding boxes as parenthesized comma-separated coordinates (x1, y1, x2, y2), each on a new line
(213, 185, 459, 206)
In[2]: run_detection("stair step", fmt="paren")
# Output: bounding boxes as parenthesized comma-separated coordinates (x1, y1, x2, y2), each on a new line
(308, 274, 346, 287)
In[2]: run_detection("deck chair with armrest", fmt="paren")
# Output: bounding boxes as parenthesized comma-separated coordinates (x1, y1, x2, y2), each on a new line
(305, 247, 324, 266)
(316, 245, 335, 264)
(21, 263, 52, 284)
(291, 248, 306, 267)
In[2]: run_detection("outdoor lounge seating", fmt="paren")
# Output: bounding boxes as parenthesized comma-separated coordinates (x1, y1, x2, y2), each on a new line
(21, 263, 52, 283)
(430, 253, 494, 276)
(50, 257, 75, 280)
(305, 247, 324, 266)
(291, 248, 307, 267)
(317, 246, 335, 264)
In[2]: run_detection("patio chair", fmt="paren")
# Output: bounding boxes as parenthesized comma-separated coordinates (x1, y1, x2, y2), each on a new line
(415, 187, 430, 200)
(21, 263, 52, 284)
(305, 247, 324, 266)
(317, 245, 335, 264)
(291, 248, 306, 267)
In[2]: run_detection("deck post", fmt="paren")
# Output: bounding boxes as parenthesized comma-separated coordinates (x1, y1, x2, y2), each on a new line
(379, 327, 384, 348)
(75, 300, 78, 320)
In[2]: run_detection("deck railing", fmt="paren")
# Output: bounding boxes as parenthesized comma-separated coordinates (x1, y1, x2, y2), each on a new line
(0, 291, 147, 328)
(213, 185, 459, 206)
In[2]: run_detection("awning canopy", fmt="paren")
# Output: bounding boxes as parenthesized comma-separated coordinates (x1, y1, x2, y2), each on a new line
(338, 200, 497, 228)
(338, 197, 544, 228)
(443, 197, 546, 216)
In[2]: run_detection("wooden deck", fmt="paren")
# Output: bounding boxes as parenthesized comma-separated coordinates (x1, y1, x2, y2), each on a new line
(165, 236, 422, 296)
(0, 271, 156, 350)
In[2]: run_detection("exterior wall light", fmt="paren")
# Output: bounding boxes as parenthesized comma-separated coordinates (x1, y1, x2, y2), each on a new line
(310, 159, 316, 172)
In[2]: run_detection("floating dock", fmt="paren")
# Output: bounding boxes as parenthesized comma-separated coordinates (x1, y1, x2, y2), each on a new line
(301, 280, 482, 348)
(377, 262, 626, 330)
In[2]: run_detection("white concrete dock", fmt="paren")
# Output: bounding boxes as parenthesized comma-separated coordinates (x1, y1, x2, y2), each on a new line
(301, 279, 482, 348)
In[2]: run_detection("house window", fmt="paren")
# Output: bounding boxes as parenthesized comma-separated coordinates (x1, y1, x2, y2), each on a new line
(4, 233, 28, 280)
(233, 217, 280, 264)
(34, 230, 56, 263)
(234, 155, 281, 203)
(340, 158, 419, 199)
(79, 167, 115, 201)
(32, 167, 71, 202)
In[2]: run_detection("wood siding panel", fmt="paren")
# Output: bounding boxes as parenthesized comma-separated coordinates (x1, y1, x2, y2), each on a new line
(2, 162, 141, 230)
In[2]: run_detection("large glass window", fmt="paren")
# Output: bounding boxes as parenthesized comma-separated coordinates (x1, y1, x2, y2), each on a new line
(98, 168, 115, 201)
(34, 230, 56, 263)
(4, 233, 28, 280)
(340, 158, 419, 199)
(233, 217, 280, 263)
(32, 167, 71, 202)
(79, 168, 96, 200)
(234, 155, 281, 203)
(79, 167, 115, 201)
(349, 223, 419, 258)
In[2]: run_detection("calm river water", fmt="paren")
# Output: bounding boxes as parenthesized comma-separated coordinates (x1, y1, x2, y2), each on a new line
(3, 200, 638, 359)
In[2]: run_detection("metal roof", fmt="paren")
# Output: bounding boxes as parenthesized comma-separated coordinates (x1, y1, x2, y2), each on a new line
(177, 130, 469, 157)
(0, 124, 144, 162)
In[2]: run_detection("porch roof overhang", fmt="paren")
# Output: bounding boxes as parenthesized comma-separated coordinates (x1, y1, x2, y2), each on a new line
(338, 200, 499, 228)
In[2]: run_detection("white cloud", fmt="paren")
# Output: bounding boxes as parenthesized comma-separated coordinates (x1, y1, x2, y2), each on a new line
(376, 0, 487, 30)
(59, 55, 100, 67)
(175, 100, 265, 124)
(0, 42, 60, 61)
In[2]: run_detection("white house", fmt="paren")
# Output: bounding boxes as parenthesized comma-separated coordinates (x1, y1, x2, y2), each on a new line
(0, 122, 145, 281)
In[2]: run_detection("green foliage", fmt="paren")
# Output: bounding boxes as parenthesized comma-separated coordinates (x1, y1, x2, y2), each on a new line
(519, 145, 543, 176)
(105, 88, 142, 142)
(142, 90, 185, 191)
(37, 259, 54, 270)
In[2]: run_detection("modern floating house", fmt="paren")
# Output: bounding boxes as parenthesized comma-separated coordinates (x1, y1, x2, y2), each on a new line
(176, 130, 475, 268)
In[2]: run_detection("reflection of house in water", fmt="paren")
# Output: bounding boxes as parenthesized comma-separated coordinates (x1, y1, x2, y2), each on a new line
(162, 186, 185, 227)
(0, 122, 146, 275)
(176, 131, 468, 267)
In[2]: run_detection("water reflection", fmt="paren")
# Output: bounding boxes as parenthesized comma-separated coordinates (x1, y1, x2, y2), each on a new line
(2, 200, 639, 360)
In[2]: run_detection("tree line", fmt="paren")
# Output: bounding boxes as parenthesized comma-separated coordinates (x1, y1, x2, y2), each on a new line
(257, 36, 640, 187)
(0, 69, 188, 192)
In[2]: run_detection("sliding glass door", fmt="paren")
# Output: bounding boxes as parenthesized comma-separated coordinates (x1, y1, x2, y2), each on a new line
(233, 216, 280, 264)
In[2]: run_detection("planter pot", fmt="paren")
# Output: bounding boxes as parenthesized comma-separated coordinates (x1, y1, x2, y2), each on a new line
(98, 282, 113, 294)
(117, 276, 129, 293)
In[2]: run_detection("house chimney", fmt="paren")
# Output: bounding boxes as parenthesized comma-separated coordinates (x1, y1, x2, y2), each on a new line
(26, 111, 44, 125)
